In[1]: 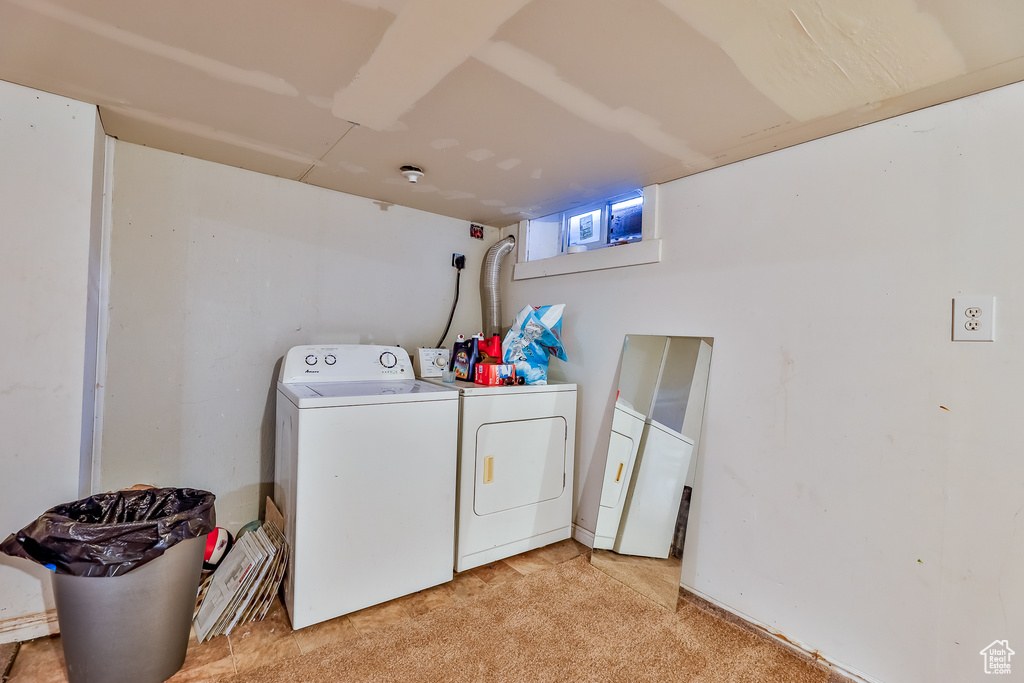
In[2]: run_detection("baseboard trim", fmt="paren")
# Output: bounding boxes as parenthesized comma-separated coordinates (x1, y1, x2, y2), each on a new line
(571, 524, 595, 548)
(0, 609, 59, 644)
(678, 586, 880, 683)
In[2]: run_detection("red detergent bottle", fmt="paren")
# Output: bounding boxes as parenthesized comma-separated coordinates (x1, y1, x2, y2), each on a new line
(478, 334, 502, 362)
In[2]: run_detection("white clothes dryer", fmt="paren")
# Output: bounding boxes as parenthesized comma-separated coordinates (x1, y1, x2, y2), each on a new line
(274, 344, 458, 630)
(594, 401, 646, 550)
(428, 379, 577, 572)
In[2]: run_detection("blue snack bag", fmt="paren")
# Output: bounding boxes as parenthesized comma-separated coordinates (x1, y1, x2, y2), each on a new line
(502, 304, 567, 385)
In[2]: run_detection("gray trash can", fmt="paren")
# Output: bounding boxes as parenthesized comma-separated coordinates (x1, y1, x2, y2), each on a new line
(51, 535, 206, 683)
(1, 487, 215, 682)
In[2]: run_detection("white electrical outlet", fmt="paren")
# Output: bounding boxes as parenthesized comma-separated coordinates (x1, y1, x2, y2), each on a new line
(952, 296, 995, 342)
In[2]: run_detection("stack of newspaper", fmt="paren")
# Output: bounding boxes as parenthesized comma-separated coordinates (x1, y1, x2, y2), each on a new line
(192, 518, 290, 642)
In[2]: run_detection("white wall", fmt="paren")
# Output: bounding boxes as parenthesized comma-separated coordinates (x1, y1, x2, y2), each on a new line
(505, 81, 1024, 682)
(7, 72, 1020, 678)
(0, 81, 103, 642)
(101, 142, 494, 530)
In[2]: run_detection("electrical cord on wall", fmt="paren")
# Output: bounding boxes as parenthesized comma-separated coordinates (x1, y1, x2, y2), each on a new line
(435, 255, 465, 348)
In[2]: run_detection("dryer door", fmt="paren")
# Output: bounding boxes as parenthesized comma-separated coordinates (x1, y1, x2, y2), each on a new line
(474, 417, 567, 516)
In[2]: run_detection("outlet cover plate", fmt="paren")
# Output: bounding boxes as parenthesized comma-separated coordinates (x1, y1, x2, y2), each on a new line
(952, 296, 995, 342)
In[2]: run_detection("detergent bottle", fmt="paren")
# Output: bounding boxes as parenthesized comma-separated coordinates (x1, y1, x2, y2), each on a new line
(478, 334, 502, 362)
(451, 334, 473, 380)
(465, 333, 484, 381)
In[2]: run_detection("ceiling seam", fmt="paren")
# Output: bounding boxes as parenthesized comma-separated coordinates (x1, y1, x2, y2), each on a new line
(298, 122, 359, 183)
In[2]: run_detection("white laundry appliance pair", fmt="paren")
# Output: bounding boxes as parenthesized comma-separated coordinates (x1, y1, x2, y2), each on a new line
(594, 335, 712, 559)
(274, 344, 577, 630)
(595, 401, 694, 557)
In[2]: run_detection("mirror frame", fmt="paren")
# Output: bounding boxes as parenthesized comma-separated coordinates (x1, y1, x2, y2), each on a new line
(590, 335, 713, 610)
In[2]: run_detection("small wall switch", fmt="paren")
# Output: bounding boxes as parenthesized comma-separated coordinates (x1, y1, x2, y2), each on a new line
(952, 296, 995, 342)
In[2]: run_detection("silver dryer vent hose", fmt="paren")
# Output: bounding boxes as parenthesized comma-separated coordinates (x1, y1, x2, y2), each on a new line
(481, 235, 516, 338)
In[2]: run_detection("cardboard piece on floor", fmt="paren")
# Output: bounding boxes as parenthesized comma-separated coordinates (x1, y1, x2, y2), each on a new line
(265, 496, 285, 534)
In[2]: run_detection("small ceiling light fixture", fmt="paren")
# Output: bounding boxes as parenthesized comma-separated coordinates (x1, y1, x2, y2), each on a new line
(400, 165, 424, 183)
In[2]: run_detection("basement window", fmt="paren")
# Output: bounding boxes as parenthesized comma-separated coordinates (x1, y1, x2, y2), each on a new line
(513, 185, 662, 280)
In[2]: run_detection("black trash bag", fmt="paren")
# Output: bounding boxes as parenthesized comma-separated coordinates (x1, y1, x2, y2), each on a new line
(0, 487, 216, 577)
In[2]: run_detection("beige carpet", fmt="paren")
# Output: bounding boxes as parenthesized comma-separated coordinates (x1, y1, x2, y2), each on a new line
(226, 556, 830, 683)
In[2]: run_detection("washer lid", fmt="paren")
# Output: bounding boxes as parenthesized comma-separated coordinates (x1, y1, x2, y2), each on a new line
(279, 379, 457, 407)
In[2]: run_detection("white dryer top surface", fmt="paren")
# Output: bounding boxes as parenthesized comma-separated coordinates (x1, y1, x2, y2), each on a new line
(422, 378, 577, 396)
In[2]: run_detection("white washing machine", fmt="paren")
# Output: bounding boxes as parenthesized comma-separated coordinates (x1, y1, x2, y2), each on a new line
(428, 379, 577, 572)
(274, 344, 459, 630)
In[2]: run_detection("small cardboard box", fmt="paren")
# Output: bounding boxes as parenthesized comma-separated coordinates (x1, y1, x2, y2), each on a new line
(474, 363, 516, 386)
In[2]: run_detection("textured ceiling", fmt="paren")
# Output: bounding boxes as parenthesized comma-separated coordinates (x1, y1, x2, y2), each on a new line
(3, 0, 1024, 227)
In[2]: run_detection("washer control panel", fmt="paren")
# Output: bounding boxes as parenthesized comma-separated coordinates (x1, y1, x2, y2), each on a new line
(280, 344, 412, 383)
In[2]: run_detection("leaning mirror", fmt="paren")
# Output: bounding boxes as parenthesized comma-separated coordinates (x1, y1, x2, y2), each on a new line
(590, 335, 713, 610)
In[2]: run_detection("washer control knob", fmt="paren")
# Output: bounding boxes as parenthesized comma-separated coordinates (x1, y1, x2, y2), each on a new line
(379, 351, 398, 368)
(324, 354, 337, 365)
(305, 354, 317, 366)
